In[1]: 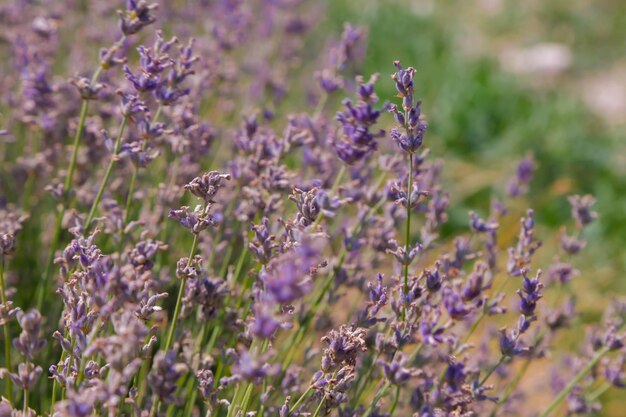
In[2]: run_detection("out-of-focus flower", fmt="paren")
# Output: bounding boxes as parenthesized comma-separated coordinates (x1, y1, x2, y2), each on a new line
(118, 0, 158, 36)
(568, 194, 598, 228)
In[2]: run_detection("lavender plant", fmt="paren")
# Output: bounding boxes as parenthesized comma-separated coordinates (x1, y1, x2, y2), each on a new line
(0, 1, 623, 417)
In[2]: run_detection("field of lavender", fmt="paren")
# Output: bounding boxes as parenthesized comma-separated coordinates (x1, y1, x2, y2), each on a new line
(1, 1, 625, 416)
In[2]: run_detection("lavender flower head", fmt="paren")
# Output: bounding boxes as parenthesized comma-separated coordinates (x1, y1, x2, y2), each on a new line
(568, 194, 598, 228)
(118, 0, 158, 36)
(388, 61, 428, 154)
(331, 75, 385, 165)
(506, 153, 535, 197)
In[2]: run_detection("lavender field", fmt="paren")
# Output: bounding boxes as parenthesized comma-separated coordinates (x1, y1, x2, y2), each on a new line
(0, 1, 625, 416)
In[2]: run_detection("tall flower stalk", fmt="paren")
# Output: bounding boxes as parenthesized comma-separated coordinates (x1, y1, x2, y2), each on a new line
(388, 61, 428, 317)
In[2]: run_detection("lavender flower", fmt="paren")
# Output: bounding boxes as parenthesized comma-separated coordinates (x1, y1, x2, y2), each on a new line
(149, 351, 187, 405)
(506, 154, 535, 197)
(388, 61, 428, 154)
(118, 0, 158, 35)
(507, 209, 542, 276)
(378, 353, 420, 385)
(320, 325, 366, 372)
(568, 194, 598, 228)
(331, 75, 384, 165)
(169, 205, 219, 233)
(260, 246, 317, 304)
(184, 171, 231, 204)
(13, 310, 47, 360)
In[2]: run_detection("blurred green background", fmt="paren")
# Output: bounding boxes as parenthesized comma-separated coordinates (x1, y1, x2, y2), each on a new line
(328, 0, 625, 413)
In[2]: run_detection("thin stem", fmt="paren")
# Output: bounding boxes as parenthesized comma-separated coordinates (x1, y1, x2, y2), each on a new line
(289, 385, 313, 415)
(165, 233, 199, 351)
(351, 351, 382, 406)
(239, 382, 255, 416)
(149, 227, 200, 417)
(453, 275, 513, 358)
(258, 378, 268, 417)
(65, 100, 91, 195)
(353, 333, 406, 408)
(389, 385, 400, 416)
(135, 333, 154, 406)
(50, 373, 58, 414)
(402, 153, 413, 320)
(148, 395, 159, 417)
(490, 356, 532, 417)
(121, 166, 138, 232)
(311, 395, 326, 417)
(85, 115, 129, 231)
(363, 382, 390, 417)
(23, 385, 29, 414)
(588, 382, 611, 402)
(538, 346, 610, 417)
(480, 355, 507, 386)
(226, 383, 242, 417)
(0, 257, 12, 403)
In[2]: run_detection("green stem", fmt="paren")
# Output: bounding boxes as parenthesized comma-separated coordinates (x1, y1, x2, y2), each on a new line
(165, 233, 199, 351)
(239, 382, 255, 416)
(149, 229, 200, 417)
(258, 378, 268, 417)
(363, 382, 390, 417)
(289, 385, 313, 415)
(23, 385, 29, 414)
(148, 396, 159, 417)
(490, 356, 532, 417)
(480, 355, 507, 386)
(402, 153, 413, 320)
(65, 100, 92, 196)
(50, 330, 71, 414)
(50, 372, 58, 413)
(180, 323, 211, 417)
(85, 115, 129, 231)
(351, 351, 382, 407)
(0, 257, 12, 403)
(538, 346, 610, 417)
(226, 382, 242, 417)
(311, 395, 326, 417)
(389, 385, 400, 416)
(121, 166, 138, 235)
(135, 333, 154, 406)
(588, 382, 611, 402)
